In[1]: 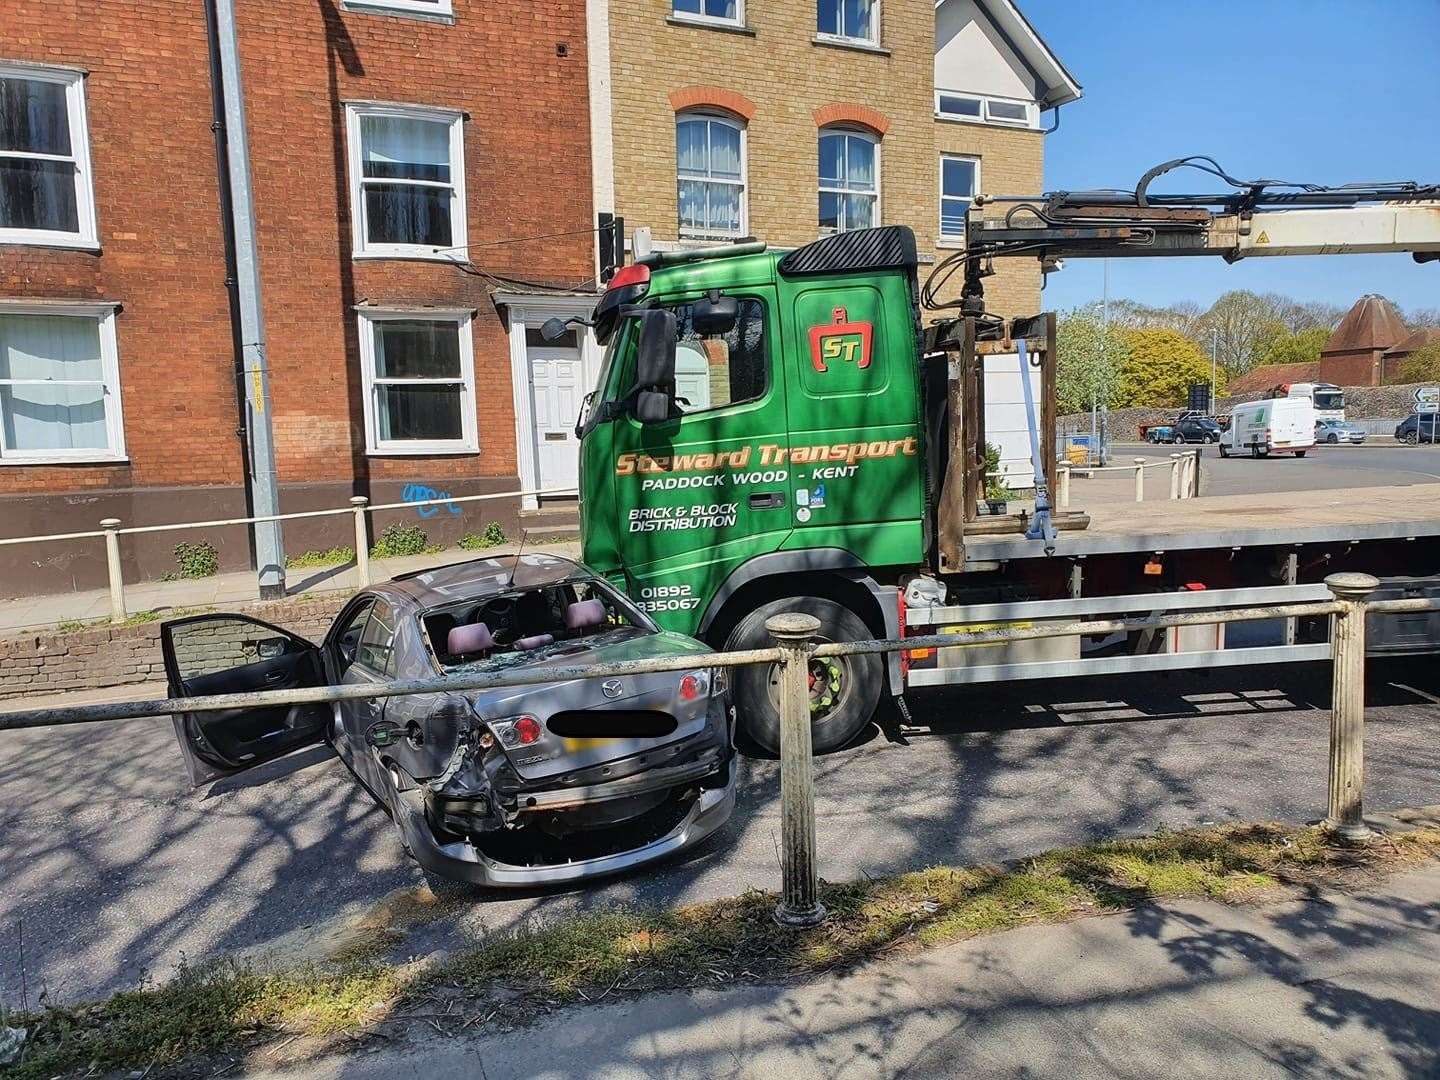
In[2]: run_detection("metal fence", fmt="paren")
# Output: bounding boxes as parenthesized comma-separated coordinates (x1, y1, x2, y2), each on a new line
(1, 574, 1434, 926)
(0, 484, 578, 625)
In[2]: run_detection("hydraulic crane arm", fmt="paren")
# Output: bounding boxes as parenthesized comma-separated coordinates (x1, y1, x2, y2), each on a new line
(928, 156, 1440, 317)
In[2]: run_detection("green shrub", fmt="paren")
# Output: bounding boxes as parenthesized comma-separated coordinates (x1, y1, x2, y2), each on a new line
(982, 443, 1015, 502)
(369, 523, 430, 559)
(458, 522, 507, 550)
(173, 541, 219, 579)
(285, 547, 356, 569)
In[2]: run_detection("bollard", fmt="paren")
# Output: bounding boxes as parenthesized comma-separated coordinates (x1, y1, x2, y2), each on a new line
(1192, 450, 1202, 498)
(100, 518, 126, 624)
(1169, 455, 1181, 500)
(767, 611, 827, 928)
(1058, 464, 1071, 510)
(1324, 572, 1379, 842)
(1133, 458, 1146, 502)
(351, 497, 371, 587)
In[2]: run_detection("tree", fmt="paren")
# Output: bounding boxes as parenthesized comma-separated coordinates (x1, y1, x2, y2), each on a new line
(1115, 327, 1222, 408)
(1204, 290, 1287, 374)
(1404, 307, 1440, 331)
(1056, 304, 1128, 414)
(1396, 342, 1440, 384)
(1257, 326, 1330, 368)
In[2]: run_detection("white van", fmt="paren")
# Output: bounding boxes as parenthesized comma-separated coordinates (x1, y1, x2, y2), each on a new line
(1220, 397, 1315, 458)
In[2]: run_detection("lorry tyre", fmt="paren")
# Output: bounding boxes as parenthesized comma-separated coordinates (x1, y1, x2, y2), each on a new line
(726, 596, 881, 755)
(1295, 450, 1307, 458)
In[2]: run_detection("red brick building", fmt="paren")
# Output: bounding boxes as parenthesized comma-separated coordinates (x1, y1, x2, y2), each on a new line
(0, 0, 596, 596)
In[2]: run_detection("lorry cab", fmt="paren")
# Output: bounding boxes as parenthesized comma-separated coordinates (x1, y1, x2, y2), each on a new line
(569, 227, 928, 751)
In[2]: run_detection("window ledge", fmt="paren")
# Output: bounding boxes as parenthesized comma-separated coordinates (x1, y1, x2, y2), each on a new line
(340, 1, 456, 24)
(0, 235, 102, 253)
(0, 456, 128, 467)
(666, 15, 757, 36)
(812, 34, 890, 56)
(934, 114, 1040, 132)
(366, 447, 479, 457)
(352, 250, 468, 264)
(936, 239, 967, 250)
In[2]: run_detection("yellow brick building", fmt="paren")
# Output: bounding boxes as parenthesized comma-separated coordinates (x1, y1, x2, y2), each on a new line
(587, 0, 1080, 318)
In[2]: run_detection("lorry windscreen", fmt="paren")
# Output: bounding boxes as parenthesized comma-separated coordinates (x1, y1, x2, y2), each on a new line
(1313, 390, 1344, 411)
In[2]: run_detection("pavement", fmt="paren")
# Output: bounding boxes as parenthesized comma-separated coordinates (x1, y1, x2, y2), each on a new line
(0, 539, 580, 637)
(230, 862, 1440, 1079)
(3, 659, 1439, 1010)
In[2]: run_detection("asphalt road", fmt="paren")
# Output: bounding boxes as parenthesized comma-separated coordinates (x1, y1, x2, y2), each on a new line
(1110, 441, 1440, 498)
(3, 660, 1439, 1007)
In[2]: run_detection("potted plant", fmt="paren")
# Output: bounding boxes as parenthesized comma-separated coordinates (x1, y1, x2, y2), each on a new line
(982, 442, 1015, 514)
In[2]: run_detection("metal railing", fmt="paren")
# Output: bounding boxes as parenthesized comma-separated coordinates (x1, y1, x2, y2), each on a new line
(1056, 450, 1200, 508)
(0, 484, 578, 625)
(1, 574, 1434, 927)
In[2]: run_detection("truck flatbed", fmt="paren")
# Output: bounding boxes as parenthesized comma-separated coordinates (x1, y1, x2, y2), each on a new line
(966, 484, 1440, 563)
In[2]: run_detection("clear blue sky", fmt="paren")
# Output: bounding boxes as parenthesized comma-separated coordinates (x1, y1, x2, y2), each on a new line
(1019, 0, 1440, 315)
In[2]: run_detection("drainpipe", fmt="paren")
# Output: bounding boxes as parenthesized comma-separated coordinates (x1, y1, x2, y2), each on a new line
(208, 0, 286, 598)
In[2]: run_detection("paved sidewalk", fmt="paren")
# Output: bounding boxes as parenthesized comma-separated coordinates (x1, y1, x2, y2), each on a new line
(0, 540, 580, 636)
(238, 865, 1440, 1080)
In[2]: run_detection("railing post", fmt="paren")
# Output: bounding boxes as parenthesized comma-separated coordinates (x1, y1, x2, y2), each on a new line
(767, 611, 826, 928)
(1133, 458, 1146, 502)
(350, 496, 371, 587)
(1058, 464, 1071, 510)
(1324, 572, 1378, 842)
(100, 518, 126, 624)
(1189, 449, 1201, 498)
(1169, 454, 1181, 500)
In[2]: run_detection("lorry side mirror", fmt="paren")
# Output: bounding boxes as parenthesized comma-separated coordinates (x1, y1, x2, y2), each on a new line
(631, 308, 677, 423)
(691, 295, 739, 336)
(539, 317, 571, 342)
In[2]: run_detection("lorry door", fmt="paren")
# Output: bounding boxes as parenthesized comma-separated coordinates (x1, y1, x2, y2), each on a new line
(778, 274, 925, 564)
(605, 289, 789, 632)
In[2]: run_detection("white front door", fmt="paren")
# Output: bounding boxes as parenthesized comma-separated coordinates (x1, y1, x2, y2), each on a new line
(528, 340, 583, 491)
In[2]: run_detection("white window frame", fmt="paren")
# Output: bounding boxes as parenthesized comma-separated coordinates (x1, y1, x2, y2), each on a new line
(341, 0, 453, 18)
(345, 102, 467, 262)
(818, 128, 880, 235)
(934, 89, 1039, 130)
(676, 111, 748, 241)
(939, 153, 979, 248)
(815, 0, 880, 46)
(0, 301, 125, 464)
(669, 0, 744, 29)
(0, 62, 99, 250)
(357, 310, 478, 456)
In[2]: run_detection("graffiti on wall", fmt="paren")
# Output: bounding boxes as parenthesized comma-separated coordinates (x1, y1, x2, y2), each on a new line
(401, 483, 463, 519)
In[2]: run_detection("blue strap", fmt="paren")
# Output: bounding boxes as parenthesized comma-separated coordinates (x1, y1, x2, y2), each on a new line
(1017, 338, 1057, 554)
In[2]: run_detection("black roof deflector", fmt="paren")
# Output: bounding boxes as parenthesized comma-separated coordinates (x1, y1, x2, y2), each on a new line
(777, 225, 917, 278)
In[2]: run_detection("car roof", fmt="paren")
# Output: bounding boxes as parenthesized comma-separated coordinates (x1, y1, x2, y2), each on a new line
(368, 553, 591, 610)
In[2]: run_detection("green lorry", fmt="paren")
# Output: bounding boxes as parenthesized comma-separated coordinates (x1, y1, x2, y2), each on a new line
(556, 217, 1440, 754)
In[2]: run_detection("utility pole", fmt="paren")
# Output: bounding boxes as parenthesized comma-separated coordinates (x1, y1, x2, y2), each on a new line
(1098, 258, 1110, 466)
(214, 0, 285, 598)
(1210, 326, 1219, 415)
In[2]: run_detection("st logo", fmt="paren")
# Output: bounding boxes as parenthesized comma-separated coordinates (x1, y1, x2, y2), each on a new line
(808, 307, 874, 373)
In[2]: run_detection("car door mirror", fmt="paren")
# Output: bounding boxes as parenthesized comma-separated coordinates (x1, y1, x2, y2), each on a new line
(691, 294, 738, 336)
(254, 635, 289, 660)
(632, 308, 676, 424)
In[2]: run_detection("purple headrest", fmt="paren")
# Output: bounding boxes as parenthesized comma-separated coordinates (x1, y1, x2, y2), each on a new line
(448, 621, 494, 656)
(514, 633, 554, 651)
(565, 599, 606, 630)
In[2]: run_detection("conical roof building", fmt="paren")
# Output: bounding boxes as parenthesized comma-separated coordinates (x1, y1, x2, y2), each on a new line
(1320, 294, 1407, 386)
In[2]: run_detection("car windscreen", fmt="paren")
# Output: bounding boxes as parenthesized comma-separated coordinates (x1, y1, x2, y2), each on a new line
(424, 578, 653, 672)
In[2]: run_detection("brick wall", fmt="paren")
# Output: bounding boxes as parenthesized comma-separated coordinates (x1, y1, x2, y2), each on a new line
(605, 0, 1044, 319)
(0, 0, 593, 596)
(0, 593, 349, 701)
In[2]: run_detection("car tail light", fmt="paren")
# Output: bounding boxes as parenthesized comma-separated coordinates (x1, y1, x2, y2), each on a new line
(488, 714, 543, 748)
(679, 671, 709, 701)
(514, 716, 542, 744)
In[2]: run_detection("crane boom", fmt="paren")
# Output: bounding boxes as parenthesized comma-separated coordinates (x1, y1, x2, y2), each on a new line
(930, 157, 1440, 316)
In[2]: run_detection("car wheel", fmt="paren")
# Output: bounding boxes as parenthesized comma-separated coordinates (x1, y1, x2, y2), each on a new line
(1219, 444, 1229, 458)
(1171, 434, 1184, 445)
(1405, 432, 1419, 445)
(1295, 450, 1307, 459)
(726, 596, 881, 755)
(1327, 434, 1339, 444)
(1207, 434, 1218, 443)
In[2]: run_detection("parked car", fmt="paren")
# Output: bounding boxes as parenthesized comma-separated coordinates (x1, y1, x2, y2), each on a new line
(1395, 413, 1440, 444)
(1142, 414, 1220, 444)
(161, 554, 736, 893)
(1315, 419, 1367, 444)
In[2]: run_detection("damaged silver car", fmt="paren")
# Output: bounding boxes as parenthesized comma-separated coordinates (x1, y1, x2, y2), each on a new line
(161, 554, 736, 893)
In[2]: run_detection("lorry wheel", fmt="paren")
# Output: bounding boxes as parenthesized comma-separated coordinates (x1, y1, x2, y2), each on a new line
(726, 596, 881, 755)
(1295, 450, 1307, 458)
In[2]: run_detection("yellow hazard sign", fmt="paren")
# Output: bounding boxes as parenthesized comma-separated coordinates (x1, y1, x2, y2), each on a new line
(1255, 230, 1270, 245)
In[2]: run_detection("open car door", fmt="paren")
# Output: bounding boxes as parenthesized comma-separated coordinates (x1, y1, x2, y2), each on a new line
(162, 613, 329, 786)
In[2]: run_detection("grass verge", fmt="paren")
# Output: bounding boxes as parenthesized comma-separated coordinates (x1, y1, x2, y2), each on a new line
(6, 822, 1438, 1078)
